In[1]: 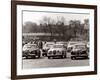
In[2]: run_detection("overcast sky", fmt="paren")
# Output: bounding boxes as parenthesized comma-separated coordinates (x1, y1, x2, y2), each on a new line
(23, 11, 89, 25)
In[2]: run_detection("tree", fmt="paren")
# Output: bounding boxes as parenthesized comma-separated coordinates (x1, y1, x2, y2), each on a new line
(23, 21, 37, 33)
(69, 20, 81, 38)
(40, 16, 56, 40)
(83, 19, 89, 41)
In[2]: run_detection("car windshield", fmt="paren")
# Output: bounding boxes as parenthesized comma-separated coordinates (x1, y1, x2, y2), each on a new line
(70, 42, 77, 45)
(46, 44, 53, 47)
(75, 45, 86, 49)
(53, 45, 63, 48)
(25, 44, 37, 48)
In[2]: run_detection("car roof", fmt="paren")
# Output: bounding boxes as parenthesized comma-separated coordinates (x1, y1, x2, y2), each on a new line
(25, 43, 37, 46)
(74, 43, 86, 46)
(57, 42, 67, 44)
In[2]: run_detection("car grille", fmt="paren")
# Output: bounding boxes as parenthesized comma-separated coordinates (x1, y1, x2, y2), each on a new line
(30, 50, 37, 54)
(53, 50, 62, 55)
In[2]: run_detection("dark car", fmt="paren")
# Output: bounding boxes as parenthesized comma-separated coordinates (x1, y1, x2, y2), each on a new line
(71, 43, 88, 60)
(22, 43, 41, 59)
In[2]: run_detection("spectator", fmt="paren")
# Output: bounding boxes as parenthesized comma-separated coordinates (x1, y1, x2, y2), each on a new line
(53, 39, 57, 44)
(38, 40, 43, 49)
(34, 39, 38, 45)
(44, 41, 46, 45)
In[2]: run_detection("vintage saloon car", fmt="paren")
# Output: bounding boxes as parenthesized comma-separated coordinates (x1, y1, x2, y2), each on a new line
(42, 42, 54, 56)
(47, 44, 67, 59)
(22, 43, 41, 59)
(67, 41, 78, 52)
(71, 43, 88, 60)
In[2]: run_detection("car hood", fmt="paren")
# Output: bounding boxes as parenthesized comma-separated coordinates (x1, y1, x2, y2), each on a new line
(43, 47, 50, 50)
(23, 48, 39, 52)
(72, 49, 86, 52)
(48, 48, 65, 52)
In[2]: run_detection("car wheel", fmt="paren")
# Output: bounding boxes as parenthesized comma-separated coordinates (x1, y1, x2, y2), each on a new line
(42, 54, 44, 56)
(43, 54, 46, 57)
(64, 55, 66, 58)
(35, 55, 40, 59)
(48, 56, 52, 59)
(85, 56, 89, 59)
(26, 56, 29, 59)
(61, 56, 65, 59)
(73, 57, 76, 60)
(71, 56, 76, 60)
(48, 57, 50, 59)
(37, 55, 40, 58)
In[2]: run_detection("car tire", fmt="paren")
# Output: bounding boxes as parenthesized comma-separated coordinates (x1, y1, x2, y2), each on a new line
(42, 54, 44, 56)
(61, 55, 65, 59)
(35, 55, 40, 59)
(61, 56, 63, 59)
(48, 57, 50, 59)
(26, 56, 29, 59)
(64, 55, 66, 58)
(85, 56, 89, 59)
(38, 55, 40, 58)
(48, 56, 52, 59)
(71, 56, 76, 60)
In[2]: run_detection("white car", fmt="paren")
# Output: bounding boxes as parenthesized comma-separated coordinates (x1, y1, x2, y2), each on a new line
(47, 44, 67, 59)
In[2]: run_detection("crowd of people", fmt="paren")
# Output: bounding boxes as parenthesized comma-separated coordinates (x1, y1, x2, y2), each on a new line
(24, 39, 57, 51)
